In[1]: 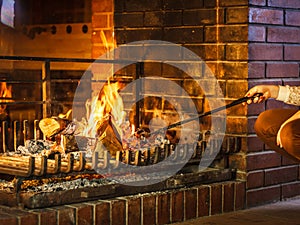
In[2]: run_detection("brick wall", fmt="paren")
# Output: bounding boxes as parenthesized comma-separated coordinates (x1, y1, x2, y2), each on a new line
(112, 0, 300, 208)
(0, 181, 245, 225)
(247, 0, 300, 207)
(91, 0, 115, 58)
(114, 0, 250, 172)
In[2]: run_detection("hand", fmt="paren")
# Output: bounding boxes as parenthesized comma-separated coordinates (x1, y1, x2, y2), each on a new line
(243, 85, 279, 105)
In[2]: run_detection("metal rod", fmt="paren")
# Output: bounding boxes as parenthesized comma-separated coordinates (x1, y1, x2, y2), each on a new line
(34, 120, 39, 140)
(149, 93, 263, 136)
(42, 60, 51, 118)
(134, 62, 144, 130)
(13, 121, 18, 151)
(23, 120, 29, 144)
(2, 121, 7, 152)
(0, 55, 136, 64)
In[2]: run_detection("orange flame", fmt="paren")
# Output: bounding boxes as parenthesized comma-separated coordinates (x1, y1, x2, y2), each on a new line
(83, 80, 125, 138)
(0, 82, 12, 114)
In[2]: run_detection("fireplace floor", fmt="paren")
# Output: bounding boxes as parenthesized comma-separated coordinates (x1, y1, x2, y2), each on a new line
(0, 166, 235, 209)
(175, 196, 300, 225)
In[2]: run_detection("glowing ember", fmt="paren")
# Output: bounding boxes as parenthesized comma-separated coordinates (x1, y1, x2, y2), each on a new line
(0, 82, 12, 114)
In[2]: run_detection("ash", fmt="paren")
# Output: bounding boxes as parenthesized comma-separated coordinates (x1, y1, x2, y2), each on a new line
(0, 179, 15, 192)
(23, 177, 116, 193)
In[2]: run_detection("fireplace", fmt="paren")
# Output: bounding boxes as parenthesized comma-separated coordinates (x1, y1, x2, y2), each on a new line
(0, 53, 240, 209)
(0, 0, 299, 224)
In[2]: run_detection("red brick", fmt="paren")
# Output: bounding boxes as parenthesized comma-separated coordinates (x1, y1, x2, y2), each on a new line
(268, 27, 300, 43)
(171, 191, 184, 223)
(266, 63, 299, 78)
(165, 27, 204, 44)
(226, 7, 248, 24)
(204, 0, 216, 7)
(219, 0, 248, 6)
(73, 204, 93, 225)
(235, 182, 246, 210)
(223, 183, 234, 213)
(114, 12, 144, 28)
(92, 0, 113, 12)
(33, 209, 57, 225)
(183, 9, 216, 25)
(284, 80, 300, 86)
(282, 182, 300, 199)
(126, 197, 141, 225)
(249, 25, 266, 42)
(247, 102, 266, 116)
(266, 99, 292, 110)
(268, 0, 300, 8)
(111, 200, 126, 225)
(57, 206, 76, 225)
(229, 153, 247, 172)
(286, 11, 300, 26)
(226, 80, 248, 98)
(247, 117, 257, 134)
(247, 170, 264, 189)
(284, 45, 300, 61)
(225, 44, 248, 60)
(165, 11, 182, 26)
(184, 189, 197, 220)
(248, 62, 265, 78)
(142, 195, 156, 225)
(249, 43, 283, 60)
(0, 207, 38, 225)
(0, 212, 17, 225)
(249, 0, 266, 6)
(198, 186, 210, 217)
(247, 136, 264, 153)
(247, 151, 281, 171)
(125, 0, 161, 11)
(265, 166, 298, 185)
(157, 193, 170, 225)
(211, 184, 222, 215)
(247, 185, 281, 207)
(116, 28, 163, 43)
(219, 26, 248, 42)
(282, 156, 300, 166)
(249, 8, 283, 24)
(144, 11, 164, 27)
(226, 117, 248, 134)
(114, 0, 124, 12)
(95, 201, 111, 225)
(248, 80, 282, 89)
(92, 14, 109, 28)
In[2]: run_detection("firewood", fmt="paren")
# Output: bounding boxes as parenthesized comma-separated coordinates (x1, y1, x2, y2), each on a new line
(39, 117, 70, 138)
(96, 115, 123, 157)
(61, 134, 80, 152)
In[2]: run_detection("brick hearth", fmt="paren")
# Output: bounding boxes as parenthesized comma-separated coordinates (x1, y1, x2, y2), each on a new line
(0, 181, 245, 225)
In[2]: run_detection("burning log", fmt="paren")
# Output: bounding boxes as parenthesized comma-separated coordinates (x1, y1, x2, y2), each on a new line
(39, 117, 70, 138)
(96, 115, 123, 157)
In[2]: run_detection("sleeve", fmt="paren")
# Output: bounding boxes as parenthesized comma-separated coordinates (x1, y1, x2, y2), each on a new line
(276, 85, 300, 106)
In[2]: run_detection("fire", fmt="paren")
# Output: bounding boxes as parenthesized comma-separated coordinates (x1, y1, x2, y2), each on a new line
(0, 82, 12, 114)
(83, 80, 126, 138)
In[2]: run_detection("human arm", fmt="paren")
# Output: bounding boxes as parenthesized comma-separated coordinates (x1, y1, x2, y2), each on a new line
(243, 85, 279, 104)
(244, 85, 300, 106)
